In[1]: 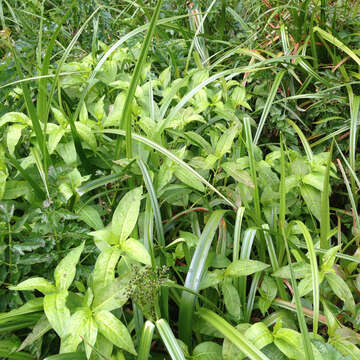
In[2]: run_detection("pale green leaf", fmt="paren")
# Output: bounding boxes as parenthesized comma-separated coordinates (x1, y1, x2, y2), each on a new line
(54, 242, 85, 291)
(94, 310, 136, 355)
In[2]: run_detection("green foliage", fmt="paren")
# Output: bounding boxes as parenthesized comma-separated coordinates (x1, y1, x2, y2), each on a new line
(0, 0, 360, 358)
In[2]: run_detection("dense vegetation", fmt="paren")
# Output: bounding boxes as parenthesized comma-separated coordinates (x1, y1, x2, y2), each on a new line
(0, 0, 359, 359)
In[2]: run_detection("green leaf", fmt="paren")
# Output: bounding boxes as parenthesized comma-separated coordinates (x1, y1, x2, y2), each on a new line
(222, 282, 242, 320)
(321, 246, 341, 273)
(9, 277, 56, 295)
(75, 122, 97, 149)
(18, 315, 51, 351)
(44, 353, 86, 360)
(197, 308, 270, 360)
(254, 71, 285, 144)
(78, 205, 104, 230)
(7, 124, 25, 155)
(325, 272, 355, 315)
(302, 173, 325, 192)
(174, 165, 205, 192)
(83, 316, 98, 359)
(300, 184, 321, 220)
(272, 262, 311, 279)
(94, 310, 136, 355)
(193, 342, 222, 360)
(215, 125, 239, 158)
(43, 291, 71, 337)
(92, 274, 130, 313)
(179, 210, 226, 346)
(92, 247, 122, 297)
(225, 260, 269, 277)
(137, 321, 155, 360)
(156, 319, 186, 360)
(122, 238, 151, 265)
(112, 186, 142, 242)
(60, 309, 90, 353)
(330, 338, 360, 360)
(222, 162, 254, 188)
(54, 242, 85, 291)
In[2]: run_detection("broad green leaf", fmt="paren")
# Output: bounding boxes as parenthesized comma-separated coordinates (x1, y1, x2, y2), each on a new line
(44, 353, 86, 360)
(92, 247, 122, 297)
(78, 205, 104, 230)
(273, 328, 322, 360)
(75, 122, 97, 149)
(83, 316, 98, 359)
(222, 282, 242, 320)
(18, 315, 51, 351)
(272, 262, 311, 279)
(174, 165, 205, 192)
(0, 298, 43, 322)
(7, 124, 25, 155)
(122, 238, 151, 265)
(9, 277, 56, 295)
(321, 246, 341, 273)
(54, 242, 85, 291)
(112, 186, 142, 242)
(222, 162, 254, 188)
(89, 226, 116, 251)
(300, 184, 321, 220)
(302, 172, 325, 192)
(0, 112, 32, 127)
(60, 309, 90, 353)
(330, 338, 360, 360)
(225, 260, 269, 277)
(43, 291, 71, 337)
(215, 125, 239, 158)
(48, 126, 65, 154)
(51, 107, 67, 126)
(193, 342, 222, 360)
(92, 275, 130, 312)
(325, 272, 355, 315)
(94, 310, 136, 355)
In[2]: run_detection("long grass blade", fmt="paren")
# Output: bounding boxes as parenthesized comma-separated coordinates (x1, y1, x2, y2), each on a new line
(279, 134, 314, 359)
(320, 140, 334, 250)
(197, 308, 270, 360)
(156, 319, 186, 360)
(115, 0, 164, 158)
(178, 210, 226, 347)
(103, 129, 236, 209)
(286, 118, 313, 163)
(291, 221, 320, 334)
(137, 321, 155, 360)
(313, 26, 360, 66)
(254, 71, 285, 144)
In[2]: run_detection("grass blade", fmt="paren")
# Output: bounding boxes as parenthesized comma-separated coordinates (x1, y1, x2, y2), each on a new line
(349, 95, 360, 172)
(178, 210, 226, 347)
(279, 134, 314, 359)
(115, 0, 164, 158)
(233, 207, 245, 262)
(197, 308, 270, 360)
(156, 319, 186, 360)
(137, 321, 155, 360)
(313, 26, 360, 66)
(320, 140, 334, 250)
(103, 129, 236, 209)
(254, 71, 285, 144)
(291, 221, 320, 334)
(286, 118, 313, 163)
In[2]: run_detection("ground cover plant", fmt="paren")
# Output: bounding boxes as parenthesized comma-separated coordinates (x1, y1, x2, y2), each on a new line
(0, 0, 359, 359)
